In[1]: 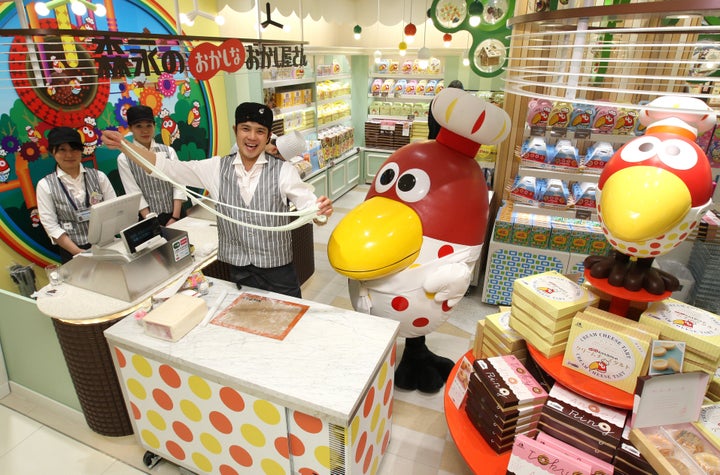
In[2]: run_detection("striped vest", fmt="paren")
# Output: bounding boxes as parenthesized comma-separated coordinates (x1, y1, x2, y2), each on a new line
(127, 142, 175, 215)
(216, 154, 292, 268)
(44, 168, 103, 246)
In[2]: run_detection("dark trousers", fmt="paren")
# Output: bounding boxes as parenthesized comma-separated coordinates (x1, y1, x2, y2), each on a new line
(226, 262, 302, 298)
(57, 243, 91, 264)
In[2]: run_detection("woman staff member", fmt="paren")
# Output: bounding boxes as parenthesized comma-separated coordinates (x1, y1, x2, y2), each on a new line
(36, 127, 117, 262)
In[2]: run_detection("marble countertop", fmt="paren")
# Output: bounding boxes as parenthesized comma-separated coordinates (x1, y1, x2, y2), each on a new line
(104, 279, 400, 425)
(36, 217, 218, 321)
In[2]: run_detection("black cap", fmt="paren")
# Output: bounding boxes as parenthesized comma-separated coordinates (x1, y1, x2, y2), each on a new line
(126, 105, 155, 125)
(47, 127, 82, 150)
(235, 102, 273, 131)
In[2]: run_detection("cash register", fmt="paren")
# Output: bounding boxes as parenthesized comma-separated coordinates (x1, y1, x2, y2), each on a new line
(62, 193, 194, 301)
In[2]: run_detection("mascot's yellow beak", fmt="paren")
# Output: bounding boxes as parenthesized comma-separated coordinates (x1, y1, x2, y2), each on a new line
(600, 166, 691, 242)
(327, 196, 422, 280)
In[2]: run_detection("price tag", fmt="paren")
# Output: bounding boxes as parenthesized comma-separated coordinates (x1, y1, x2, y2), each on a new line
(529, 125, 546, 137)
(574, 129, 591, 139)
(402, 122, 411, 137)
(550, 127, 568, 138)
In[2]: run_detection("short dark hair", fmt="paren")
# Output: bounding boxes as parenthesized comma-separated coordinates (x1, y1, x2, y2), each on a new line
(448, 80, 464, 90)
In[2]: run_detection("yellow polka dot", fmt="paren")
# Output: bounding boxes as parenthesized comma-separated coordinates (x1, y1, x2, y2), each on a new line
(141, 429, 160, 449)
(371, 404, 381, 431)
(315, 445, 331, 469)
(409, 263, 421, 269)
(127, 378, 147, 400)
(638, 249, 649, 255)
(180, 399, 202, 422)
(147, 410, 166, 431)
(241, 423, 266, 447)
(200, 432, 222, 454)
(254, 400, 281, 425)
(350, 416, 360, 444)
(131, 354, 152, 378)
(680, 222, 688, 230)
(425, 291, 435, 300)
(668, 233, 678, 241)
(377, 363, 388, 389)
(664, 243, 675, 249)
(188, 375, 212, 400)
(191, 452, 213, 473)
(261, 458, 287, 475)
(617, 243, 626, 251)
(375, 418, 386, 445)
(371, 456, 379, 475)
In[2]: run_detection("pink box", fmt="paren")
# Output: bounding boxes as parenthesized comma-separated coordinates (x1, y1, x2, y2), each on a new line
(507, 433, 592, 474)
(535, 432, 614, 474)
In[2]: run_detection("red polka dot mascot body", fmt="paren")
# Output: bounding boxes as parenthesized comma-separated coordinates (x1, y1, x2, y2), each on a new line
(328, 88, 511, 393)
(585, 96, 716, 295)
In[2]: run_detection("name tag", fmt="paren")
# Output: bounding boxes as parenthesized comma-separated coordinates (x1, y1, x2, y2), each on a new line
(76, 209, 91, 223)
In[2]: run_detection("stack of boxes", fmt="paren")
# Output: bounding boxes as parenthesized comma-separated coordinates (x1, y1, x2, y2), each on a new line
(639, 299, 720, 377)
(480, 310, 527, 363)
(538, 384, 627, 463)
(363, 120, 412, 150)
(464, 355, 548, 453)
(510, 271, 599, 358)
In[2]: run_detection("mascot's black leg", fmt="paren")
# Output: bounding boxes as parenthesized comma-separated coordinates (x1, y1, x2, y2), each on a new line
(395, 336, 455, 393)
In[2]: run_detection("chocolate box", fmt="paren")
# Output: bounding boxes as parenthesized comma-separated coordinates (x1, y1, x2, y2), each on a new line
(467, 372, 543, 419)
(507, 433, 592, 474)
(472, 355, 548, 409)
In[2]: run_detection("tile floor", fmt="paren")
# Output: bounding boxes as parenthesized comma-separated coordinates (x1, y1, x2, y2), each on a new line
(0, 184, 499, 474)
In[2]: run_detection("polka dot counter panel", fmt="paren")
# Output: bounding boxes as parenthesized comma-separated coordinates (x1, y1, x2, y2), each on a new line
(112, 344, 396, 475)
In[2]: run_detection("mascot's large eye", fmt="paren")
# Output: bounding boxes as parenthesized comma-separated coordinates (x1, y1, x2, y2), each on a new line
(396, 168, 430, 203)
(620, 136, 662, 163)
(374, 162, 399, 193)
(658, 138, 697, 170)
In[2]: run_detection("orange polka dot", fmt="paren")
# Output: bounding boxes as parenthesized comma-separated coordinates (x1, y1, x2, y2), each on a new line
(299, 469, 316, 475)
(131, 402, 141, 420)
(294, 411, 323, 434)
(210, 411, 233, 434)
(159, 364, 181, 388)
(153, 389, 173, 411)
(166, 440, 185, 460)
(363, 444, 374, 473)
(388, 399, 394, 418)
(173, 421, 193, 442)
(229, 445, 253, 467)
(219, 465, 239, 475)
(275, 436, 290, 459)
(412, 317, 429, 327)
(437, 244, 454, 258)
(382, 430, 391, 454)
(355, 432, 367, 464)
(288, 434, 305, 457)
(391, 296, 409, 311)
(363, 387, 375, 418)
(383, 380, 392, 405)
(680, 233, 688, 240)
(220, 387, 245, 412)
(115, 348, 126, 367)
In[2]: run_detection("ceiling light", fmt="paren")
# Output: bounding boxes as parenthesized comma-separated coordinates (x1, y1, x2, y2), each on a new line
(468, 0, 484, 27)
(462, 50, 470, 66)
(35, 0, 106, 17)
(404, 23, 417, 44)
(399, 41, 408, 56)
(353, 24, 362, 40)
(443, 33, 452, 47)
(215, 15, 225, 25)
(417, 46, 431, 69)
(374, 49, 382, 64)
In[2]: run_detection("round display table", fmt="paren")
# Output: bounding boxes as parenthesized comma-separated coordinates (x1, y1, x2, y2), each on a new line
(584, 269, 670, 317)
(444, 350, 511, 474)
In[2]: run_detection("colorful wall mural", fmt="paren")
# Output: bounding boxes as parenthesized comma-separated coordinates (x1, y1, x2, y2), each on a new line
(0, 0, 218, 270)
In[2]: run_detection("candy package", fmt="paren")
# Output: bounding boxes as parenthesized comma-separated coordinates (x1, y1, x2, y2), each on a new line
(582, 141, 614, 170)
(537, 178, 570, 206)
(548, 102, 573, 128)
(520, 136, 548, 164)
(527, 98, 553, 127)
(510, 175, 539, 203)
(614, 108, 639, 135)
(592, 103, 618, 134)
(549, 139, 579, 168)
(568, 103, 594, 130)
(571, 182, 597, 209)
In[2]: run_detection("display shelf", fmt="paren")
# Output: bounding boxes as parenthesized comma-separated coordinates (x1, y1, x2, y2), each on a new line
(372, 73, 444, 79)
(526, 344, 633, 410)
(317, 94, 351, 106)
(275, 103, 314, 115)
(317, 73, 352, 81)
(263, 77, 316, 88)
(517, 165, 600, 183)
(368, 94, 433, 102)
(318, 116, 352, 129)
(444, 350, 511, 474)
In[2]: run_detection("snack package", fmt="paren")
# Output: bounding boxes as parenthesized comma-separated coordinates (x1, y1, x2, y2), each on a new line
(376, 59, 389, 73)
(390, 102, 404, 116)
(405, 79, 417, 95)
(393, 79, 407, 94)
(548, 101, 573, 128)
(425, 79, 437, 96)
(537, 178, 569, 206)
(571, 182, 597, 209)
(582, 141, 614, 170)
(510, 176, 539, 203)
(388, 60, 399, 74)
(634, 100, 650, 136)
(413, 102, 425, 118)
(370, 78, 383, 94)
(526, 98, 553, 127)
(401, 60, 413, 74)
(435, 79, 445, 94)
(592, 103, 618, 134)
(416, 79, 427, 95)
(568, 103, 594, 130)
(380, 79, 395, 94)
(412, 59, 421, 73)
(368, 101, 380, 115)
(614, 108, 639, 135)
(428, 57, 442, 74)
(549, 139, 579, 168)
(520, 136, 548, 164)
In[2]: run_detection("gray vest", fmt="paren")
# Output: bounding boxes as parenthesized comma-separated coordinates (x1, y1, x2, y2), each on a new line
(45, 168, 103, 246)
(216, 154, 292, 268)
(127, 142, 175, 215)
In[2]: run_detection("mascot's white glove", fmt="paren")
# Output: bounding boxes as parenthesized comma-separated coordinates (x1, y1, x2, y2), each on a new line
(423, 262, 472, 307)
